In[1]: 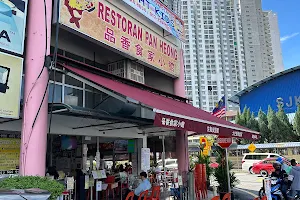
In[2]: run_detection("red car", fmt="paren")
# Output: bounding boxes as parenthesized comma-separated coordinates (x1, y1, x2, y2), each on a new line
(252, 158, 298, 177)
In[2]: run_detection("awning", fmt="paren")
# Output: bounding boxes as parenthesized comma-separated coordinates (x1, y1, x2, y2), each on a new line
(63, 64, 260, 140)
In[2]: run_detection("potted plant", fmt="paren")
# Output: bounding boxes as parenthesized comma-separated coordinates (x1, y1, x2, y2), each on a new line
(0, 176, 65, 200)
(214, 147, 239, 199)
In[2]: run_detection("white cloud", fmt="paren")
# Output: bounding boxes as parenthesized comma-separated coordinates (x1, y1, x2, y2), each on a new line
(280, 32, 300, 42)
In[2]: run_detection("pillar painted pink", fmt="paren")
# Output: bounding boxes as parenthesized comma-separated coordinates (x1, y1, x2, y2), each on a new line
(174, 49, 189, 175)
(174, 49, 186, 98)
(19, 0, 52, 176)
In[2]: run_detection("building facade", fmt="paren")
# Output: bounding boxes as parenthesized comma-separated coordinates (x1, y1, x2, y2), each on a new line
(240, 0, 284, 85)
(181, 0, 247, 112)
(229, 66, 300, 121)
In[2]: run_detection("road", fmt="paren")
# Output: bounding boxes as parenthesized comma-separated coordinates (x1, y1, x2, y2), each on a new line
(234, 172, 264, 198)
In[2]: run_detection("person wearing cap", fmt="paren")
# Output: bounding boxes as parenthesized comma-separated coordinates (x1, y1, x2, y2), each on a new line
(271, 161, 288, 199)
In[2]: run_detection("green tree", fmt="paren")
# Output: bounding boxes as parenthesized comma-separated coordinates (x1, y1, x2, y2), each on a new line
(293, 105, 300, 137)
(247, 112, 259, 131)
(276, 105, 294, 141)
(267, 106, 282, 142)
(258, 109, 271, 143)
(235, 111, 241, 125)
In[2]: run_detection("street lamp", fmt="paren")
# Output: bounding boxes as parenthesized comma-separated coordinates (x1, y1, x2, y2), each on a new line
(0, 65, 10, 93)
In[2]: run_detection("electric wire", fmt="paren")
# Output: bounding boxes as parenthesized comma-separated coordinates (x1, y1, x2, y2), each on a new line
(21, 0, 50, 174)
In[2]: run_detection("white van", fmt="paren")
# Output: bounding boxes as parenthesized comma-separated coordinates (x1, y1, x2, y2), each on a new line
(242, 153, 280, 173)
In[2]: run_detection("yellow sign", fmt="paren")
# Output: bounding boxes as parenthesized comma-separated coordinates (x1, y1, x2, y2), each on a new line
(200, 137, 211, 155)
(59, 0, 181, 77)
(248, 143, 256, 152)
(0, 52, 23, 119)
(0, 138, 20, 171)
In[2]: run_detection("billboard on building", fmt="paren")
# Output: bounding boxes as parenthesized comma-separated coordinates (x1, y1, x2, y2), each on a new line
(0, 0, 28, 54)
(0, 52, 23, 119)
(59, 0, 181, 77)
(0, 134, 20, 174)
(121, 0, 185, 41)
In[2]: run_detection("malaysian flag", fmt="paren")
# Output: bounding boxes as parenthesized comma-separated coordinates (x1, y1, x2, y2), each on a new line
(212, 96, 226, 118)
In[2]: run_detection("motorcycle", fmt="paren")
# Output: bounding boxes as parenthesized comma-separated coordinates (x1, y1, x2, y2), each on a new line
(259, 177, 284, 200)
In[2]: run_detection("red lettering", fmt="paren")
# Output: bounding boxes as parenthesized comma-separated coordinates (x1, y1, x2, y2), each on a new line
(128, 20, 132, 36)
(163, 42, 167, 55)
(145, 31, 149, 45)
(160, 40, 164, 52)
(122, 17, 127, 32)
(167, 44, 170, 56)
(133, 24, 137, 39)
(111, 10, 116, 26)
(98, 2, 104, 19)
(116, 13, 121, 29)
(137, 27, 142, 41)
(153, 36, 157, 49)
(105, 6, 110, 23)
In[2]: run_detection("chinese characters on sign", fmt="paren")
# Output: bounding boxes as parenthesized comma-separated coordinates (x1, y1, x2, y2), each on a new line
(121, 0, 185, 41)
(207, 126, 220, 134)
(161, 117, 185, 129)
(60, 0, 180, 77)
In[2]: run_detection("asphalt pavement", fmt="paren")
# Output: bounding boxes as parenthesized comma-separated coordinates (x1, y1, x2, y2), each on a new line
(233, 172, 263, 199)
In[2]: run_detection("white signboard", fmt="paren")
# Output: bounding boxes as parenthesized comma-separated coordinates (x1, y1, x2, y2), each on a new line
(92, 170, 107, 179)
(66, 177, 74, 190)
(141, 148, 150, 172)
(96, 181, 102, 191)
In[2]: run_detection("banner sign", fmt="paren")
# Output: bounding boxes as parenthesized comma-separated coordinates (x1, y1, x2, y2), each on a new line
(0, 137, 20, 174)
(0, 0, 28, 54)
(0, 52, 23, 119)
(60, 0, 180, 77)
(121, 0, 185, 41)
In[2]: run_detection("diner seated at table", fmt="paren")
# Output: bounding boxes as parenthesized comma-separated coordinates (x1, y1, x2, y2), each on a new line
(125, 172, 151, 200)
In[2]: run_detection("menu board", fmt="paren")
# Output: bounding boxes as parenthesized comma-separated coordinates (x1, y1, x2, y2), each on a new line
(0, 137, 20, 174)
(141, 148, 150, 172)
(114, 140, 128, 153)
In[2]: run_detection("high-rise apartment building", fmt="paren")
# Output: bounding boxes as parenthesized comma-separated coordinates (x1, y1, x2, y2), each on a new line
(263, 11, 284, 73)
(181, 0, 247, 112)
(240, 0, 284, 85)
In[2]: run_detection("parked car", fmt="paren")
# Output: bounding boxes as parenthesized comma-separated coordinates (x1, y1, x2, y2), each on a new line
(252, 157, 300, 176)
(242, 153, 280, 174)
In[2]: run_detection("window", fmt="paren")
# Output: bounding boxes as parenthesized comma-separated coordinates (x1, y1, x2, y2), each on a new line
(48, 83, 62, 103)
(64, 87, 83, 107)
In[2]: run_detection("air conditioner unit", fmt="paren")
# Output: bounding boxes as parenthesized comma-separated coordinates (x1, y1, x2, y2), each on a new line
(107, 60, 145, 84)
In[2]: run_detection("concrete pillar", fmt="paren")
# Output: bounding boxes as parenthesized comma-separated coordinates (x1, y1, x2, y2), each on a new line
(19, 0, 52, 176)
(176, 131, 189, 175)
(174, 50, 189, 176)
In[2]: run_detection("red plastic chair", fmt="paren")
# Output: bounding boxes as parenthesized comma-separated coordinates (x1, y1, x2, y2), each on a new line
(222, 193, 231, 200)
(105, 176, 116, 199)
(147, 186, 160, 200)
(138, 190, 149, 200)
(125, 191, 135, 200)
(212, 196, 220, 200)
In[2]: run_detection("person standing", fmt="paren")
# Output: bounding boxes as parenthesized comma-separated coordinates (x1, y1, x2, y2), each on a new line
(289, 159, 300, 199)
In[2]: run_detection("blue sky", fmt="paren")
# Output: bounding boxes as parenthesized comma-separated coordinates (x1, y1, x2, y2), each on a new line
(262, 0, 300, 69)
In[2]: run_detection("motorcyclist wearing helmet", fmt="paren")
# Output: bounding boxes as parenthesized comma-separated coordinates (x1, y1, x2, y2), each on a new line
(271, 161, 289, 199)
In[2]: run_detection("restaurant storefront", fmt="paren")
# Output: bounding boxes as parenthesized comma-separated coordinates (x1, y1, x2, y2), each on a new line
(0, 0, 260, 199)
